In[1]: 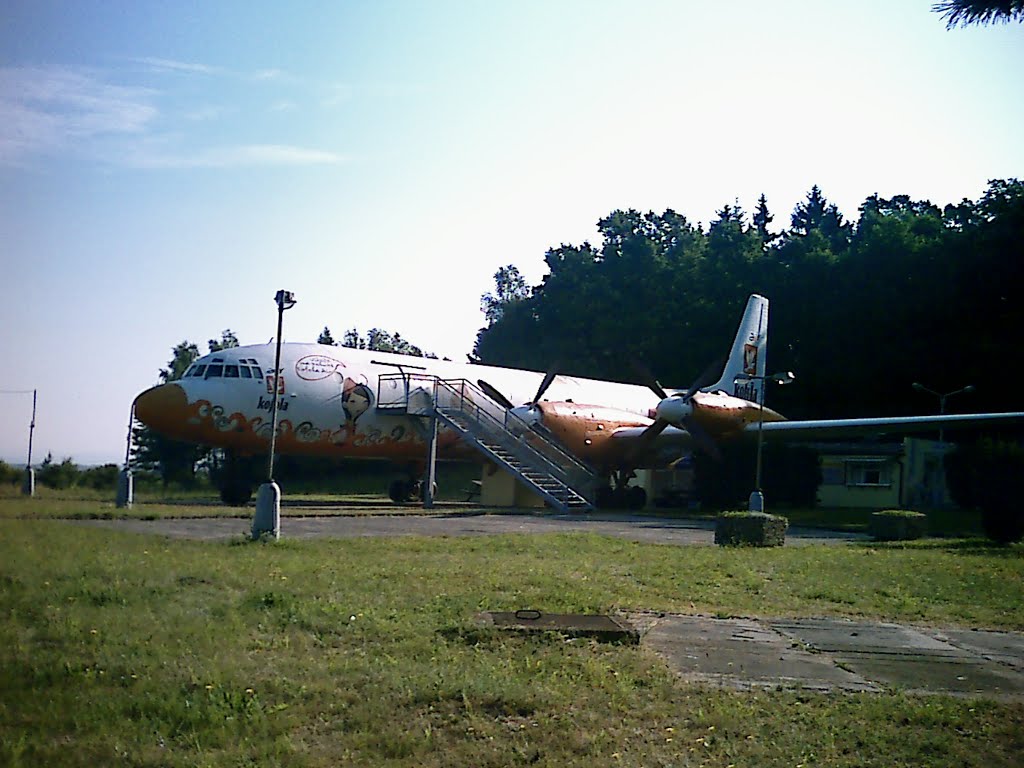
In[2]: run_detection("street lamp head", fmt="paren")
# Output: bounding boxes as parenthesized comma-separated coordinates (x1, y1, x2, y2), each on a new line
(912, 382, 925, 392)
(963, 385, 976, 394)
(734, 371, 795, 385)
(275, 290, 297, 310)
(771, 371, 796, 386)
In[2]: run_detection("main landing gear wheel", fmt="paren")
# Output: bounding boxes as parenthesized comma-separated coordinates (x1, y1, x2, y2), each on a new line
(626, 485, 647, 510)
(595, 483, 647, 510)
(388, 478, 438, 504)
(389, 479, 414, 504)
(595, 469, 647, 510)
(218, 452, 254, 506)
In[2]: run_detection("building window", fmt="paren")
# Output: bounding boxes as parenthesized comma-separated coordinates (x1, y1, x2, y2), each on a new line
(845, 460, 891, 488)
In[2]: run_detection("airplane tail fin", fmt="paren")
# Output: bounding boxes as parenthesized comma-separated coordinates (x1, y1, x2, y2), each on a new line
(707, 294, 768, 402)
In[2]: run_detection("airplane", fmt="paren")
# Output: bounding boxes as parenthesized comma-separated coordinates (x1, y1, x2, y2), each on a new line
(133, 294, 1024, 510)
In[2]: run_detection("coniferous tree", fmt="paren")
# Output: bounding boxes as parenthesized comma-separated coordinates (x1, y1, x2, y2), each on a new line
(752, 193, 775, 245)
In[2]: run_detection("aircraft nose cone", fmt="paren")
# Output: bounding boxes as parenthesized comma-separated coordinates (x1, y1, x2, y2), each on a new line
(134, 383, 189, 438)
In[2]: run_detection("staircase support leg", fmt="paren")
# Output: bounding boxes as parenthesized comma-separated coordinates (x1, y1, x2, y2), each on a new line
(423, 410, 439, 509)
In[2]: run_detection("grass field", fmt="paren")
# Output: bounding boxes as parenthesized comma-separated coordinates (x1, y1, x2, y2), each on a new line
(1, 500, 1022, 766)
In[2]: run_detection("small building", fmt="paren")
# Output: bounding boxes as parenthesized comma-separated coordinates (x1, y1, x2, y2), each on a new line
(816, 438, 953, 510)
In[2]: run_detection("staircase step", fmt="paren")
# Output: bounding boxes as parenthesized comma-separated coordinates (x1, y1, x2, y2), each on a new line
(434, 397, 595, 513)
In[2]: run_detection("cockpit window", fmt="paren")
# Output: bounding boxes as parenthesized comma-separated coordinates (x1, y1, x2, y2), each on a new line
(252, 366, 263, 379)
(206, 364, 224, 378)
(225, 365, 239, 378)
(192, 364, 207, 378)
(183, 365, 195, 378)
(240, 366, 252, 379)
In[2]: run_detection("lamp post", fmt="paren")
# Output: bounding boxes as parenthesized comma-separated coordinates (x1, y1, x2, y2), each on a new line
(911, 382, 975, 442)
(116, 402, 134, 508)
(253, 289, 297, 540)
(735, 371, 795, 512)
(1, 389, 36, 496)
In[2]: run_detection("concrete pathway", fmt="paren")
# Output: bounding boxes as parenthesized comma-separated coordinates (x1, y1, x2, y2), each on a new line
(638, 613, 1024, 700)
(75, 510, 865, 546)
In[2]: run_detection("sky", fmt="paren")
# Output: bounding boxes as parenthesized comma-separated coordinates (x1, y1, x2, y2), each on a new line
(1, 1, 1022, 465)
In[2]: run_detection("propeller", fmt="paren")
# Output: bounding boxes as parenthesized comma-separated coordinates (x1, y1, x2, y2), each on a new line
(477, 362, 561, 430)
(632, 356, 726, 460)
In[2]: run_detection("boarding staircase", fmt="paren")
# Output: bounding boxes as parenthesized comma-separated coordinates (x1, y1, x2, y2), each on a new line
(377, 374, 597, 512)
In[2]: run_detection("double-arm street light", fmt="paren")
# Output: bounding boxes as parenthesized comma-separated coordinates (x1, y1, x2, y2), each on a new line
(911, 382, 975, 442)
(735, 371, 796, 512)
(253, 289, 297, 540)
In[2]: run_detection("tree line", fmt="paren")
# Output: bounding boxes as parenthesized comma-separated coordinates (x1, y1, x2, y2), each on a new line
(473, 180, 1024, 424)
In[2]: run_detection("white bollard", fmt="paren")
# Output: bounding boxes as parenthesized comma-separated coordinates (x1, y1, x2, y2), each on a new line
(116, 469, 133, 508)
(253, 482, 281, 540)
(748, 489, 764, 512)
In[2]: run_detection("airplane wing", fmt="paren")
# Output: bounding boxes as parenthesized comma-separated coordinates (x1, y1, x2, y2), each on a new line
(747, 412, 1024, 441)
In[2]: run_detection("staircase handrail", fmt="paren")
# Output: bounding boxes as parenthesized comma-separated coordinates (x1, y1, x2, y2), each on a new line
(430, 377, 597, 485)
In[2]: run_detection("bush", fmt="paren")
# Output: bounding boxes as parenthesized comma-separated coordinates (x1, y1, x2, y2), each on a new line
(944, 439, 1024, 544)
(36, 453, 80, 490)
(715, 511, 788, 547)
(81, 464, 120, 491)
(870, 510, 928, 541)
(0, 460, 23, 486)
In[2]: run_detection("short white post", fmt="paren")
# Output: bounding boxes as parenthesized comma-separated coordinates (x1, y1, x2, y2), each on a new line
(116, 468, 133, 508)
(253, 481, 281, 540)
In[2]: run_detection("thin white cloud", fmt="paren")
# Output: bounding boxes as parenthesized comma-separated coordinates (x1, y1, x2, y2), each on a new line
(0, 66, 156, 165)
(132, 57, 223, 76)
(1, 65, 345, 170)
(127, 143, 346, 169)
(131, 57, 295, 86)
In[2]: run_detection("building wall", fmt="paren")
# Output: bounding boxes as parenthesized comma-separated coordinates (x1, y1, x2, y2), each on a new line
(816, 439, 953, 510)
(818, 455, 902, 509)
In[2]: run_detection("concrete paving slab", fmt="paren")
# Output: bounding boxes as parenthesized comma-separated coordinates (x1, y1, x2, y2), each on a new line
(938, 628, 1024, 672)
(831, 655, 1024, 697)
(644, 614, 1024, 700)
(643, 614, 880, 693)
(769, 619, 966, 656)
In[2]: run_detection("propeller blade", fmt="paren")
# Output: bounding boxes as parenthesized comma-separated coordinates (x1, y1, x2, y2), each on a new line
(682, 356, 726, 402)
(628, 418, 669, 464)
(683, 416, 722, 461)
(531, 364, 560, 405)
(476, 379, 515, 411)
(631, 359, 669, 400)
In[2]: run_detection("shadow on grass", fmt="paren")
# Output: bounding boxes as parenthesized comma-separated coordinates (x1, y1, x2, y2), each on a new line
(859, 538, 1024, 557)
